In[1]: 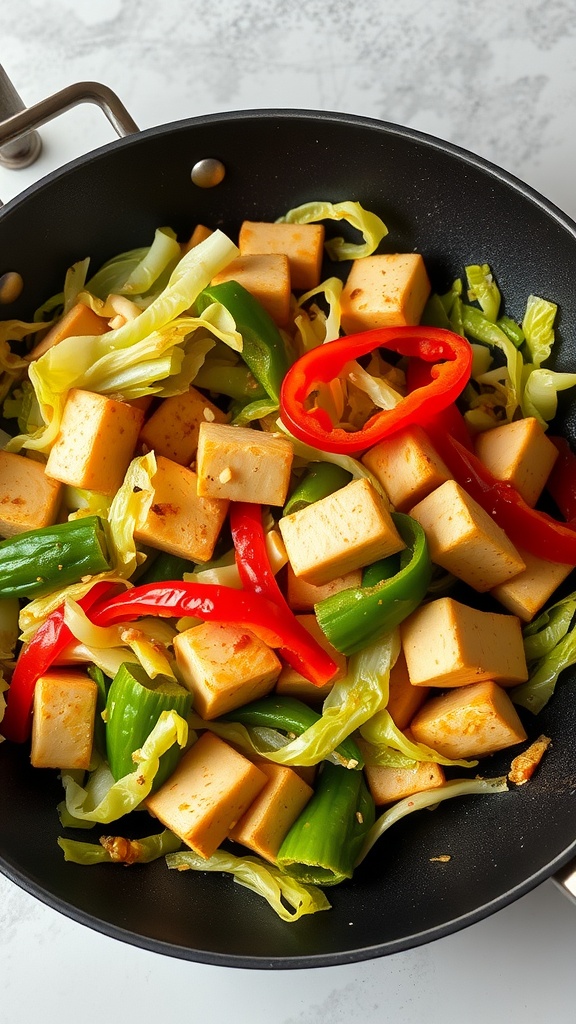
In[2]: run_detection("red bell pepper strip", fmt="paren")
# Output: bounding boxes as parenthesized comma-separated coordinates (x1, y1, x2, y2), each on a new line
(279, 325, 473, 454)
(88, 581, 337, 687)
(545, 436, 576, 522)
(428, 431, 576, 564)
(405, 356, 475, 451)
(229, 501, 338, 684)
(1, 581, 118, 744)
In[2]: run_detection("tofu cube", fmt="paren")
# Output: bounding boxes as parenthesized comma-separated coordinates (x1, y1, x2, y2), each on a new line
(491, 547, 573, 622)
(229, 761, 314, 862)
(410, 680, 528, 760)
(409, 478, 525, 592)
(30, 670, 98, 770)
(279, 477, 405, 586)
(45, 388, 144, 496)
(196, 422, 294, 506)
(401, 597, 528, 689)
(363, 735, 446, 806)
(173, 622, 282, 719)
(340, 253, 431, 335)
(285, 563, 362, 612)
(211, 253, 291, 326)
(361, 425, 453, 512)
(134, 455, 228, 563)
(474, 417, 559, 507)
(139, 385, 228, 466)
(275, 614, 347, 703)
(26, 301, 109, 362)
(238, 220, 325, 291)
(386, 649, 429, 730)
(0, 451, 62, 538)
(145, 731, 267, 859)
(181, 223, 213, 254)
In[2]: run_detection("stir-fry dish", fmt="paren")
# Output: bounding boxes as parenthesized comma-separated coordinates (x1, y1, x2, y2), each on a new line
(1, 199, 576, 920)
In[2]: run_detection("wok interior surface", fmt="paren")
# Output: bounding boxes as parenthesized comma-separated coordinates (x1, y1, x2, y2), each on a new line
(1, 110, 576, 967)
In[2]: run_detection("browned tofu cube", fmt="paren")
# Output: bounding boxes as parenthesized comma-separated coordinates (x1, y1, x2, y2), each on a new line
(0, 451, 62, 538)
(173, 622, 282, 719)
(279, 478, 405, 586)
(31, 670, 98, 770)
(363, 740, 446, 806)
(145, 731, 268, 859)
(196, 421, 294, 506)
(45, 388, 144, 496)
(401, 596, 528, 689)
(491, 547, 573, 622)
(26, 302, 109, 361)
(275, 614, 347, 703)
(409, 479, 525, 592)
(229, 761, 314, 862)
(134, 455, 228, 563)
(285, 563, 362, 612)
(340, 253, 431, 334)
(211, 253, 291, 326)
(238, 220, 325, 291)
(139, 386, 227, 466)
(362, 425, 453, 512)
(474, 417, 559, 507)
(410, 680, 528, 760)
(386, 649, 429, 730)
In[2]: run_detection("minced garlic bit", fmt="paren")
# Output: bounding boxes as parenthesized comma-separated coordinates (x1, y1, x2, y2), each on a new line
(218, 466, 232, 484)
(430, 854, 452, 863)
(203, 407, 216, 422)
(508, 734, 552, 786)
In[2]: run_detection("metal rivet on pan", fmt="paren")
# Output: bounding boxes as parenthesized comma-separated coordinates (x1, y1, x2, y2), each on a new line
(0, 271, 24, 304)
(191, 158, 226, 188)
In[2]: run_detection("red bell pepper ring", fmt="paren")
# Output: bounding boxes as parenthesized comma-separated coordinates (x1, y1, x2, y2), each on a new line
(406, 356, 475, 452)
(429, 431, 576, 565)
(1, 581, 118, 744)
(88, 581, 338, 688)
(229, 501, 338, 684)
(279, 325, 473, 454)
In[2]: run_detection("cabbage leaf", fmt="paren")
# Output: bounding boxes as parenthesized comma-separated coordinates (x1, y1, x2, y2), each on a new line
(355, 776, 508, 865)
(7, 230, 240, 454)
(277, 200, 388, 260)
(58, 710, 188, 825)
(166, 848, 331, 922)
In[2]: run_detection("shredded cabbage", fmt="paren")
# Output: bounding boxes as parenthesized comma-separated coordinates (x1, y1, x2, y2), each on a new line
(277, 200, 388, 260)
(522, 295, 557, 367)
(6, 230, 240, 454)
(355, 776, 509, 865)
(166, 848, 331, 922)
(190, 634, 398, 768)
(466, 263, 501, 322)
(58, 710, 188, 825)
(58, 829, 182, 864)
(512, 590, 576, 713)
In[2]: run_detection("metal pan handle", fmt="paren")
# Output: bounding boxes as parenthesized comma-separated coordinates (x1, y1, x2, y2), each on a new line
(0, 66, 138, 170)
(553, 860, 576, 904)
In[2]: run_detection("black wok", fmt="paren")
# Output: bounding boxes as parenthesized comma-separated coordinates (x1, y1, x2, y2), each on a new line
(1, 95, 576, 969)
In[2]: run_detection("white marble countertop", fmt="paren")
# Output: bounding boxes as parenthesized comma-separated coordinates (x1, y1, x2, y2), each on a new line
(2, 2, 576, 1021)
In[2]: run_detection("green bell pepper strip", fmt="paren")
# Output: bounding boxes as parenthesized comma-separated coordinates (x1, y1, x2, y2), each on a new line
(0, 514, 111, 600)
(192, 362, 268, 402)
(315, 513, 431, 655)
(195, 280, 292, 403)
(105, 662, 192, 791)
(276, 761, 375, 886)
(283, 462, 352, 516)
(221, 694, 364, 769)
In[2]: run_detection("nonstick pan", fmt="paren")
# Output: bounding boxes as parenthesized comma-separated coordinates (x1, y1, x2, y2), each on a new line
(1, 78, 576, 968)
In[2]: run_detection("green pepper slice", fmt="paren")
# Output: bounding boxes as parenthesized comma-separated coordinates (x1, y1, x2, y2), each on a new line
(315, 513, 431, 655)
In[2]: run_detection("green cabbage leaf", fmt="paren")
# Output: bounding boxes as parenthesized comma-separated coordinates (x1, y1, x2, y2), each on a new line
(277, 200, 388, 260)
(166, 848, 331, 922)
